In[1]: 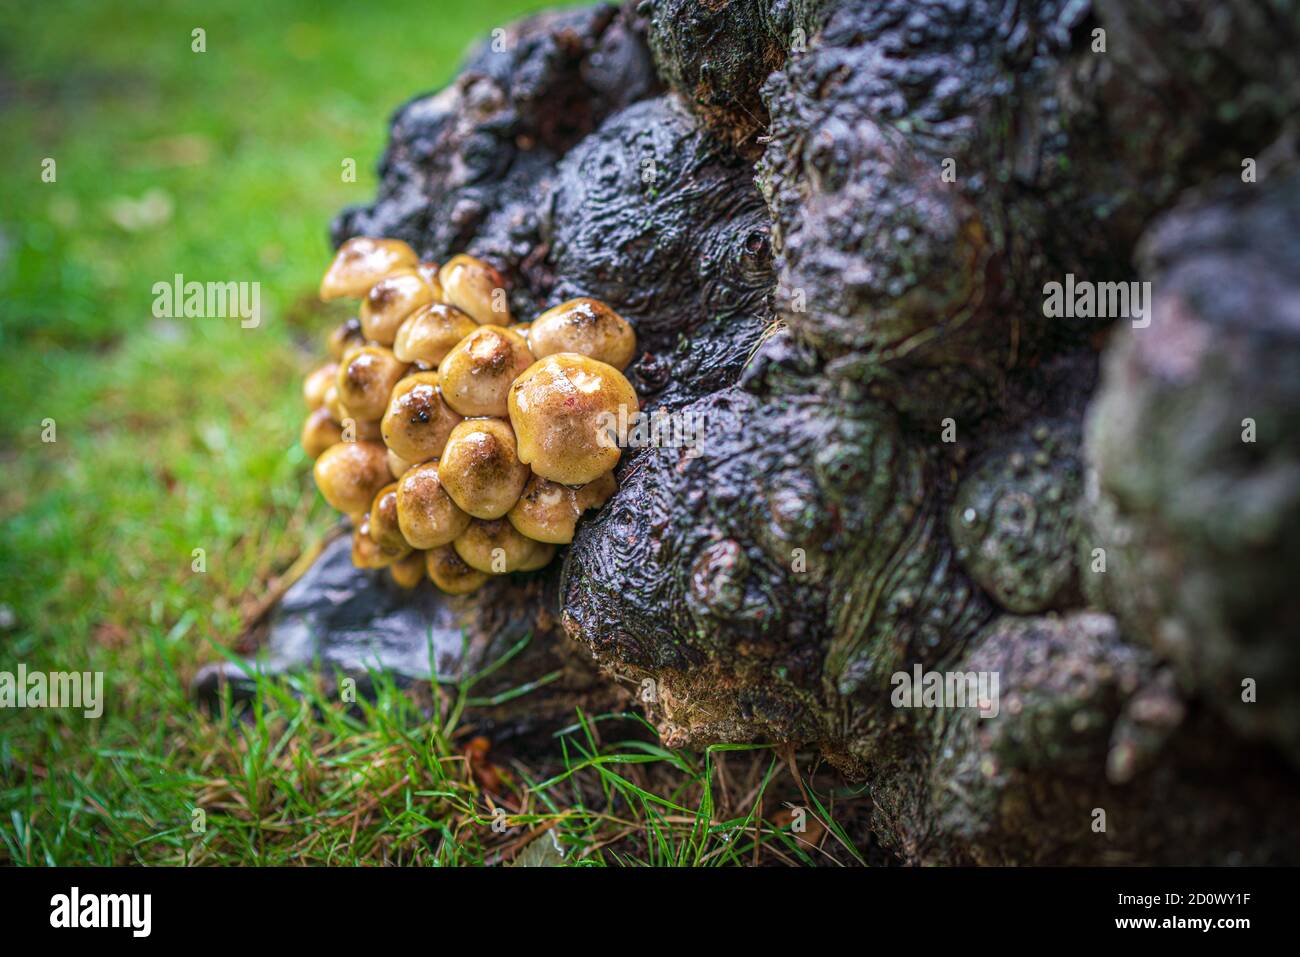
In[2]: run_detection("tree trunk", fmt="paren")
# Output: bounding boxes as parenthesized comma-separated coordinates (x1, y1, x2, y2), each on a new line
(259, 0, 1300, 864)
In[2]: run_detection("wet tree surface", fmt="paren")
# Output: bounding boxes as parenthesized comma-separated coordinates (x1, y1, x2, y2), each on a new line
(253, 0, 1300, 863)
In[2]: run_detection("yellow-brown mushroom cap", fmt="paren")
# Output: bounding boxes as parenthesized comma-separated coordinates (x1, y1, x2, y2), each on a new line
(438, 418, 529, 519)
(395, 461, 471, 549)
(506, 471, 616, 544)
(323, 387, 382, 442)
(323, 384, 345, 424)
(368, 482, 409, 552)
(437, 326, 533, 417)
(301, 407, 344, 460)
(335, 345, 408, 422)
(392, 303, 479, 366)
(452, 519, 549, 574)
(327, 318, 366, 360)
(381, 372, 462, 465)
(516, 540, 556, 572)
(343, 415, 384, 442)
(360, 269, 435, 346)
(425, 545, 490, 595)
(314, 441, 391, 515)
(320, 237, 418, 300)
(528, 298, 637, 370)
(389, 550, 426, 589)
(303, 362, 339, 410)
(352, 514, 410, 569)
(438, 254, 512, 325)
(387, 448, 413, 479)
(507, 353, 639, 485)
(416, 262, 445, 301)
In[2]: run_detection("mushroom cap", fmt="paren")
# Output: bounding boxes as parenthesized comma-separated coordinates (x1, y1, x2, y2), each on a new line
(393, 303, 478, 365)
(516, 540, 556, 572)
(335, 345, 408, 421)
(528, 298, 637, 370)
(508, 353, 639, 485)
(438, 254, 512, 325)
(368, 482, 409, 552)
(323, 384, 345, 424)
(381, 371, 462, 464)
(437, 326, 533, 417)
(301, 407, 344, 460)
(352, 514, 410, 568)
(387, 448, 413, 479)
(360, 269, 435, 346)
(303, 362, 339, 410)
(415, 262, 445, 301)
(326, 318, 365, 360)
(323, 387, 382, 441)
(438, 418, 530, 519)
(395, 461, 471, 549)
(506, 471, 617, 544)
(425, 545, 490, 595)
(313, 441, 391, 515)
(344, 415, 384, 442)
(320, 237, 418, 300)
(452, 518, 550, 574)
(388, 550, 426, 589)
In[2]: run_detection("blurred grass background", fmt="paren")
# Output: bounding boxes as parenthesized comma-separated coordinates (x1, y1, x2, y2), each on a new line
(0, 0, 870, 865)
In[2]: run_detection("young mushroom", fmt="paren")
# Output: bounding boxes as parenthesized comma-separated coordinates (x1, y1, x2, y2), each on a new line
(508, 353, 639, 485)
(323, 384, 346, 424)
(392, 303, 478, 366)
(388, 550, 427, 589)
(327, 383, 383, 440)
(303, 362, 339, 409)
(335, 345, 408, 421)
(528, 298, 637, 370)
(425, 545, 490, 595)
(342, 415, 384, 442)
(452, 519, 551, 574)
(367, 483, 408, 552)
(320, 237, 418, 300)
(352, 513, 409, 569)
(387, 448, 413, 479)
(360, 269, 435, 345)
(395, 461, 471, 549)
(380, 371, 462, 464)
(301, 407, 344, 460)
(516, 540, 556, 572)
(415, 262, 445, 300)
(438, 254, 512, 325)
(506, 471, 617, 544)
(327, 318, 366, 360)
(313, 441, 391, 516)
(437, 326, 533, 417)
(438, 418, 530, 519)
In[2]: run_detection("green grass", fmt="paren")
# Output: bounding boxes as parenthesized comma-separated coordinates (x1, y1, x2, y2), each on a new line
(0, 0, 873, 866)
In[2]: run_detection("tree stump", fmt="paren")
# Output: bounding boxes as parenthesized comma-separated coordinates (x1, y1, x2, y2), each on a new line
(270, 0, 1300, 864)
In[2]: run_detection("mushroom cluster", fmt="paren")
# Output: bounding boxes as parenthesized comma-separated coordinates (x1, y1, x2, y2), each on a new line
(302, 237, 638, 594)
